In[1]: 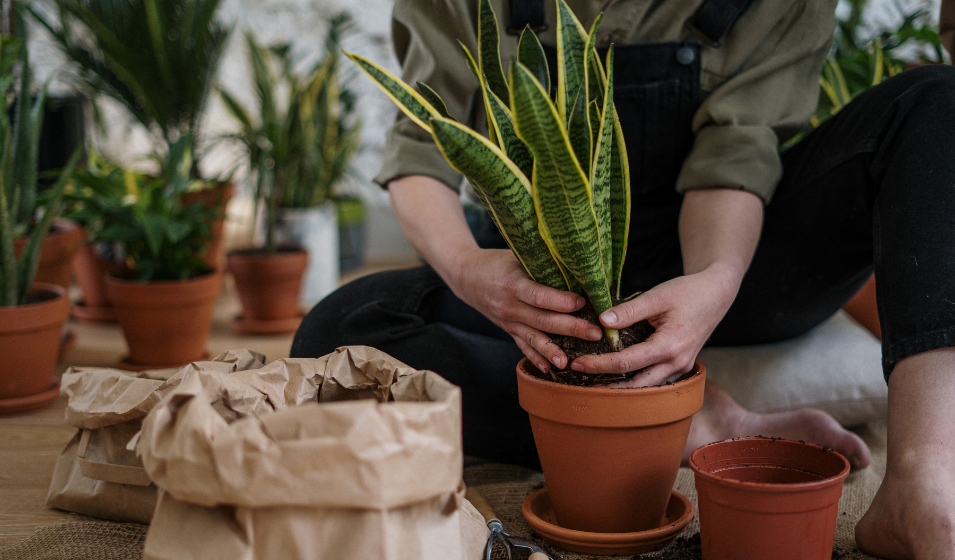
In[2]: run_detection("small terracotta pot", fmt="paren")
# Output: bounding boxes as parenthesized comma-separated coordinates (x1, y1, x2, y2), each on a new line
(227, 247, 307, 332)
(106, 270, 222, 368)
(71, 241, 123, 323)
(517, 359, 706, 534)
(689, 437, 850, 560)
(14, 220, 84, 292)
(0, 284, 69, 404)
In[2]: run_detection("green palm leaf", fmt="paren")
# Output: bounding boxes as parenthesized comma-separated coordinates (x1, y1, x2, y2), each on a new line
(510, 61, 613, 319)
(429, 116, 569, 290)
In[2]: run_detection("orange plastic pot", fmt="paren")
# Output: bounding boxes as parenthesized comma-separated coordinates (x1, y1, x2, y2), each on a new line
(14, 220, 84, 292)
(0, 284, 69, 408)
(106, 271, 222, 369)
(517, 358, 706, 534)
(689, 437, 850, 560)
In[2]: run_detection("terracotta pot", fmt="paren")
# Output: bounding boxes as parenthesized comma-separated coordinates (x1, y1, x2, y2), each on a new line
(71, 241, 122, 322)
(843, 275, 881, 339)
(689, 437, 850, 560)
(516, 359, 706, 534)
(226, 247, 307, 334)
(14, 220, 84, 292)
(0, 284, 69, 409)
(182, 182, 233, 270)
(106, 270, 222, 368)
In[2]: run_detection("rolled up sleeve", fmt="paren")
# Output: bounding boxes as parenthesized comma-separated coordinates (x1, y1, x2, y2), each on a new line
(373, 0, 482, 192)
(676, 1, 837, 203)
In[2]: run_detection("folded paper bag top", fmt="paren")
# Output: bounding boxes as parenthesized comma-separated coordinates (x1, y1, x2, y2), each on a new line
(135, 346, 464, 510)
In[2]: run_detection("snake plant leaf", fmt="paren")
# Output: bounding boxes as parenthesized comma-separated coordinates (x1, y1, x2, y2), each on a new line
(480, 80, 534, 180)
(517, 26, 550, 94)
(555, 0, 588, 123)
(416, 82, 454, 120)
(429, 116, 569, 290)
(609, 107, 631, 297)
(567, 85, 591, 177)
(345, 52, 441, 131)
(510, 61, 613, 317)
(590, 45, 616, 283)
(458, 40, 500, 147)
(585, 14, 605, 112)
(477, 0, 510, 105)
(588, 100, 601, 156)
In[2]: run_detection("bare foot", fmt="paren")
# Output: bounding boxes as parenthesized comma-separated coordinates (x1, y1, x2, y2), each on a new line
(682, 380, 872, 469)
(854, 348, 955, 560)
(856, 454, 955, 560)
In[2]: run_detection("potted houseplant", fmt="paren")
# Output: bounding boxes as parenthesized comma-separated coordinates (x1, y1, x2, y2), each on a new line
(349, 0, 704, 547)
(220, 14, 361, 324)
(0, 34, 82, 414)
(26, 0, 233, 268)
(71, 135, 222, 371)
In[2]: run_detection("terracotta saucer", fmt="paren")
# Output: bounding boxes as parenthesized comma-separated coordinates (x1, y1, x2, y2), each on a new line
(0, 379, 61, 415)
(117, 352, 211, 372)
(231, 313, 304, 335)
(71, 301, 117, 323)
(521, 487, 694, 556)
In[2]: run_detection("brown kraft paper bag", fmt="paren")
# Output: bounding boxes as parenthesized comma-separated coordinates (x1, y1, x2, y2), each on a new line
(135, 346, 489, 560)
(46, 350, 268, 523)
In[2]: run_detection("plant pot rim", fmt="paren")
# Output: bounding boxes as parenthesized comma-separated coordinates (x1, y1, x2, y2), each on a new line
(227, 245, 307, 258)
(0, 283, 67, 310)
(688, 436, 851, 494)
(516, 357, 704, 396)
(105, 269, 221, 286)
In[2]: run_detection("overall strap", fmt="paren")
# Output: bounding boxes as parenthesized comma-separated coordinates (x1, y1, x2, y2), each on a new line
(686, 0, 758, 47)
(507, 0, 547, 35)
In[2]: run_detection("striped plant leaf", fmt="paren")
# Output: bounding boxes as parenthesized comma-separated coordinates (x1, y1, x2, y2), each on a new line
(456, 41, 499, 146)
(555, 0, 588, 123)
(585, 14, 605, 113)
(510, 61, 614, 320)
(481, 80, 534, 180)
(429, 116, 570, 291)
(609, 105, 631, 297)
(517, 27, 550, 95)
(417, 82, 454, 120)
(477, 0, 509, 104)
(345, 52, 441, 131)
(590, 45, 615, 283)
(588, 100, 601, 157)
(567, 84, 591, 177)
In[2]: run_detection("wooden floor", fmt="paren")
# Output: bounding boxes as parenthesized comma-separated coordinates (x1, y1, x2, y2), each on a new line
(0, 260, 418, 548)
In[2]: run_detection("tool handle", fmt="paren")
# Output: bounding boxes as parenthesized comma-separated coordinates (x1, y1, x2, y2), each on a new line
(465, 486, 500, 526)
(528, 554, 549, 560)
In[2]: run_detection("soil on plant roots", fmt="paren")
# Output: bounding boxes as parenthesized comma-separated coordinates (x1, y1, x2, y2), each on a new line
(528, 296, 656, 387)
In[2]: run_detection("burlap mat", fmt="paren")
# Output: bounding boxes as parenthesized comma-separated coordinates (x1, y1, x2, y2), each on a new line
(0, 421, 887, 560)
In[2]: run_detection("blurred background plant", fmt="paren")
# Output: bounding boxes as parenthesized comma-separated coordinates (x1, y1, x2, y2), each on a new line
(219, 12, 362, 254)
(25, 0, 231, 177)
(60, 134, 216, 281)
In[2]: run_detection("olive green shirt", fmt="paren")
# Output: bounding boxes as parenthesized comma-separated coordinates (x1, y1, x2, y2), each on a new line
(374, 0, 839, 204)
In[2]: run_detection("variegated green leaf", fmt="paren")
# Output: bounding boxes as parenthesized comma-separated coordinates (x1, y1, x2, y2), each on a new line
(567, 84, 591, 177)
(588, 100, 601, 157)
(458, 40, 499, 147)
(481, 80, 534, 180)
(556, 0, 588, 123)
(517, 26, 550, 94)
(510, 61, 613, 316)
(585, 14, 605, 112)
(478, 0, 509, 104)
(590, 45, 615, 283)
(346, 51, 441, 131)
(609, 105, 631, 298)
(429, 116, 570, 291)
(417, 82, 454, 120)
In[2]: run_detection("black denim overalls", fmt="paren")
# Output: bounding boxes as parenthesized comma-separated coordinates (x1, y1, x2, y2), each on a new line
(293, 0, 955, 468)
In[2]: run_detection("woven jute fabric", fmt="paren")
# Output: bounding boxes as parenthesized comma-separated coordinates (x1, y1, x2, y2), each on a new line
(1, 421, 887, 560)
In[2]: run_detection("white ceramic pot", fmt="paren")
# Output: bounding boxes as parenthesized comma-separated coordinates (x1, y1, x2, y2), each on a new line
(259, 204, 340, 308)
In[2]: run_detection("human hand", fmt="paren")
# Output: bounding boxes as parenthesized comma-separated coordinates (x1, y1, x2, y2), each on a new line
(447, 247, 603, 373)
(569, 263, 742, 387)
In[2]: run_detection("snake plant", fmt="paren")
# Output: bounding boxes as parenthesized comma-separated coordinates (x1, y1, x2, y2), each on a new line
(348, 0, 630, 350)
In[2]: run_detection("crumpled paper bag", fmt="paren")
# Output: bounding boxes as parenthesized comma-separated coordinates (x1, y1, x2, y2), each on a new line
(45, 350, 267, 523)
(137, 346, 489, 560)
